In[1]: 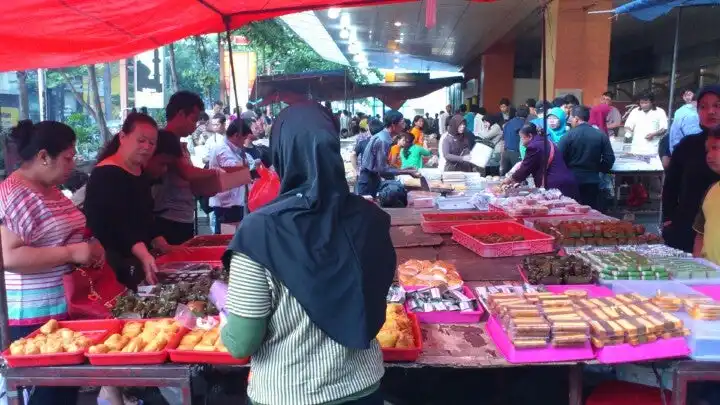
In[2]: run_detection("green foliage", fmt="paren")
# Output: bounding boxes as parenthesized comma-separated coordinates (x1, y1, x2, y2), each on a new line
(173, 36, 220, 104)
(66, 112, 102, 159)
(150, 109, 167, 127)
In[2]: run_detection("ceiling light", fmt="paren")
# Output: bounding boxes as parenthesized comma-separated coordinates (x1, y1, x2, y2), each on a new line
(394, 58, 399, 63)
(395, 39, 403, 43)
(400, 32, 405, 37)
(394, 21, 402, 27)
(339, 28, 350, 39)
(328, 8, 341, 19)
(394, 50, 400, 55)
(353, 53, 367, 63)
(348, 42, 362, 54)
(340, 13, 351, 28)
(349, 27, 358, 43)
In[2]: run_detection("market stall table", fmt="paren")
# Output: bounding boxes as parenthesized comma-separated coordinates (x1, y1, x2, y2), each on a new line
(3, 364, 195, 405)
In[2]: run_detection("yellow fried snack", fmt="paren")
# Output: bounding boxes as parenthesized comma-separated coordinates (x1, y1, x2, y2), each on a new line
(89, 344, 110, 354)
(376, 304, 416, 349)
(143, 335, 168, 352)
(39, 319, 59, 335)
(176, 326, 232, 353)
(180, 334, 202, 347)
(122, 322, 144, 338)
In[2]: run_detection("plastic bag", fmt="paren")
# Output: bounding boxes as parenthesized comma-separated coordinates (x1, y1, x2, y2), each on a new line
(248, 165, 280, 212)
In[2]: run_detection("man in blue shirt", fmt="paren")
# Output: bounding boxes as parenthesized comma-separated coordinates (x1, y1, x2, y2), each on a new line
(669, 89, 702, 154)
(358, 111, 418, 196)
(501, 106, 529, 174)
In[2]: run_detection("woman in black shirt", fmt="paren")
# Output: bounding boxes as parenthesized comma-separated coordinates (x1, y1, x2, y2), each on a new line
(84, 113, 176, 289)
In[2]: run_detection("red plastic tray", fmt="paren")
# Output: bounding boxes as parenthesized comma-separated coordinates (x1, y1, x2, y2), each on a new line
(382, 313, 423, 362)
(168, 328, 249, 365)
(155, 247, 224, 264)
(85, 319, 183, 366)
(182, 235, 233, 248)
(420, 211, 515, 234)
(451, 221, 554, 258)
(3, 319, 122, 368)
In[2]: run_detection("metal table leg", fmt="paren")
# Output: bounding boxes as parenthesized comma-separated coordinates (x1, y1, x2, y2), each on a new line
(569, 364, 583, 405)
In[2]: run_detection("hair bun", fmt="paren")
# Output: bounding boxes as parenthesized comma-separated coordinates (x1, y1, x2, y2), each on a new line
(10, 120, 34, 148)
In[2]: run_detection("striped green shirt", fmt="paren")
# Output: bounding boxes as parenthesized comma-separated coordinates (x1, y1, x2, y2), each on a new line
(227, 252, 384, 405)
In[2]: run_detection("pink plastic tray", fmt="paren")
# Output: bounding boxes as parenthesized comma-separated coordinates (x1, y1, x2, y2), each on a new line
(404, 285, 483, 324)
(486, 316, 594, 364)
(594, 337, 690, 364)
(691, 285, 720, 300)
(545, 285, 614, 297)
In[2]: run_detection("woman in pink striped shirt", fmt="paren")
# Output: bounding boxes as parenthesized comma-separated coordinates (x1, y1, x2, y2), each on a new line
(0, 120, 104, 405)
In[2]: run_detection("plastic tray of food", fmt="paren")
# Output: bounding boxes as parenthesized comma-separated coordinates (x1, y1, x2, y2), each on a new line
(486, 316, 594, 364)
(156, 248, 225, 264)
(518, 255, 595, 285)
(167, 322, 248, 365)
(421, 211, 515, 234)
(3, 319, 122, 368)
(675, 312, 720, 361)
(451, 221, 554, 258)
(381, 313, 423, 362)
(435, 196, 475, 210)
(155, 262, 223, 284)
(610, 280, 704, 311)
(404, 285, 484, 324)
(85, 319, 184, 366)
(182, 235, 233, 248)
(593, 337, 690, 364)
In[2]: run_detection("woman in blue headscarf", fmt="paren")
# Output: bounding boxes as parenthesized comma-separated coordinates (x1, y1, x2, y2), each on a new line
(221, 102, 395, 405)
(545, 107, 568, 144)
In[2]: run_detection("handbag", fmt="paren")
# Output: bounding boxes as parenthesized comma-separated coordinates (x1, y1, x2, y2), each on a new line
(63, 264, 127, 319)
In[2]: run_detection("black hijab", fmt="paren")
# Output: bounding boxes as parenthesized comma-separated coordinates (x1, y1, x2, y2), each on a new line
(226, 102, 396, 349)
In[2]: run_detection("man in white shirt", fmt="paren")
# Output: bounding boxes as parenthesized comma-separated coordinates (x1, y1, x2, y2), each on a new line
(202, 114, 227, 165)
(474, 107, 487, 136)
(438, 104, 452, 135)
(624, 93, 668, 155)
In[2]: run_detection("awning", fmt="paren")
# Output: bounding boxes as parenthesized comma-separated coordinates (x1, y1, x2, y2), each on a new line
(252, 70, 463, 109)
(594, 0, 719, 21)
(0, 0, 416, 72)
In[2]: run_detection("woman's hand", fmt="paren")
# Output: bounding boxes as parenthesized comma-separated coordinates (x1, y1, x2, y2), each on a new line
(132, 243, 159, 285)
(67, 241, 104, 266)
(138, 252, 159, 285)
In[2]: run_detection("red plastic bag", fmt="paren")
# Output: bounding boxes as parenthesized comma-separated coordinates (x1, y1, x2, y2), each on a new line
(248, 165, 280, 212)
(63, 264, 127, 319)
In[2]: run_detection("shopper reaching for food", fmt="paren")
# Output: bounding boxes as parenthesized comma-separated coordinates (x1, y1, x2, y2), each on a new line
(0, 120, 102, 405)
(85, 113, 181, 289)
(221, 102, 396, 405)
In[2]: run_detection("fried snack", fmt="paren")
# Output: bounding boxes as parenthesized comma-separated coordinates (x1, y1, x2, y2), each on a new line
(90, 320, 181, 354)
(39, 319, 59, 335)
(7, 320, 99, 355)
(89, 344, 110, 354)
(397, 260, 463, 288)
(376, 304, 415, 349)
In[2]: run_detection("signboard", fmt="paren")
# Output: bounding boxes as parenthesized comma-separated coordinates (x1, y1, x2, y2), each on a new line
(222, 51, 256, 112)
(232, 35, 250, 46)
(0, 93, 19, 130)
(134, 48, 165, 109)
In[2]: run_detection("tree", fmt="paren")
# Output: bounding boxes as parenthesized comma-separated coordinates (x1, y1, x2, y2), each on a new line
(168, 43, 179, 93)
(88, 65, 111, 142)
(59, 66, 110, 141)
(16, 71, 29, 120)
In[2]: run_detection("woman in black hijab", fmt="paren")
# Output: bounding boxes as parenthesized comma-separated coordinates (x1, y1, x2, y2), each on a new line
(220, 102, 396, 405)
(663, 85, 720, 252)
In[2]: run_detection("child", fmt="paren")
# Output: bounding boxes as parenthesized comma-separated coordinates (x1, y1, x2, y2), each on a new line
(693, 133, 720, 264)
(399, 132, 433, 170)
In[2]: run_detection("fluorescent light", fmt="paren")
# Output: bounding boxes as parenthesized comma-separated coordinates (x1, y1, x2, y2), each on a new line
(394, 50, 400, 55)
(328, 8, 341, 19)
(349, 27, 358, 43)
(394, 21, 402, 27)
(395, 39, 403, 43)
(340, 13, 351, 28)
(394, 58, 399, 63)
(339, 28, 350, 39)
(348, 42, 362, 54)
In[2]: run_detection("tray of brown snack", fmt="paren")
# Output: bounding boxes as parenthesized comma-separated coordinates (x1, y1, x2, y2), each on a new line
(520, 254, 594, 285)
(533, 219, 663, 247)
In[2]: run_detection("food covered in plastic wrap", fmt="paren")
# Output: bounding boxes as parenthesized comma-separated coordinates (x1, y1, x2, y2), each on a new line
(397, 260, 463, 288)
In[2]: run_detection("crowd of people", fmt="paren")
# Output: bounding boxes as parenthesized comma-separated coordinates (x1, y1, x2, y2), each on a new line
(3, 80, 720, 405)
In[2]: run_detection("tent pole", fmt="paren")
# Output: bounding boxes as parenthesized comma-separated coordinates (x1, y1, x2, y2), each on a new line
(0, 231, 9, 350)
(223, 17, 241, 118)
(540, 1, 549, 187)
(667, 9, 682, 119)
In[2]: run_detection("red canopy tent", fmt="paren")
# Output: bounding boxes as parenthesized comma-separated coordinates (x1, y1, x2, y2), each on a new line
(0, 0, 416, 72)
